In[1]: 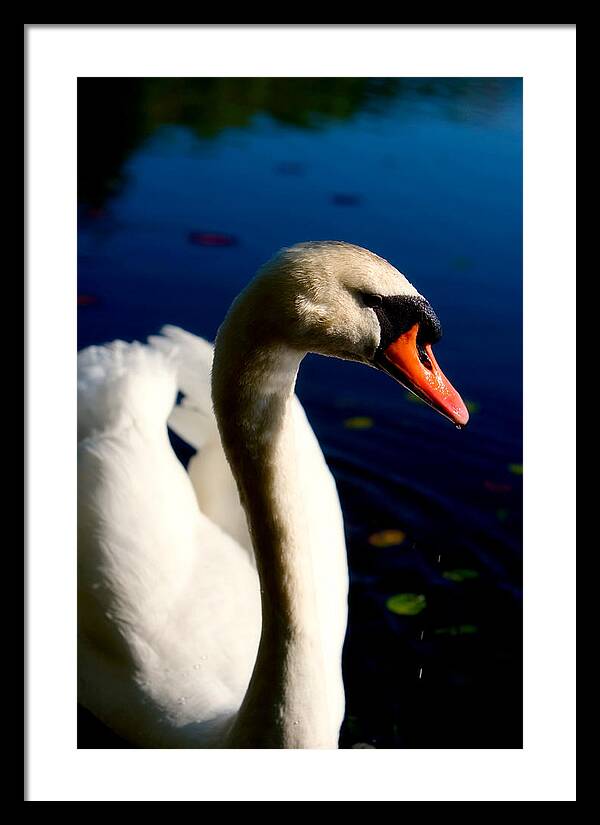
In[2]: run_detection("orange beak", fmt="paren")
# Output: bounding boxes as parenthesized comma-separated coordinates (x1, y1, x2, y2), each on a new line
(382, 323, 469, 427)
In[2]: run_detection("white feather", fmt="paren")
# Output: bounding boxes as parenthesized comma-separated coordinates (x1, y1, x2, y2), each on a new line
(78, 243, 419, 748)
(78, 329, 347, 746)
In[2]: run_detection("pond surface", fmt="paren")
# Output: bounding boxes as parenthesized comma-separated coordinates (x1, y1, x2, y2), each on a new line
(78, 78, 522, 748)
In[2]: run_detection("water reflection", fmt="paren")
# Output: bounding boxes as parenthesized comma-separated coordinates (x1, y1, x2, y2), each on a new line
(78, 77, 519, 207)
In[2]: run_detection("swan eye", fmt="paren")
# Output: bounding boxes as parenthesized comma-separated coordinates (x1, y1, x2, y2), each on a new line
(362, 294, 383, 308)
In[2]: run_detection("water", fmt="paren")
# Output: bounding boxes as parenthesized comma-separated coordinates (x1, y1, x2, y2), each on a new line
(77, 78, 522, 748)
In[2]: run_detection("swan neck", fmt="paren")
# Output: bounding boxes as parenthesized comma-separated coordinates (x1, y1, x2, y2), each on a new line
(213, 336, 316, 626)
(212, 319, 334, 747)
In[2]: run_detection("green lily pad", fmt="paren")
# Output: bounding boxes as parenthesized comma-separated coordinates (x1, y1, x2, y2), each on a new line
(442, 568, 480, 582)
(434, 624, 478, 636)
(386, 593, 426, 616)
(509, 463, 523, 476)
(344, 416, 374, 430)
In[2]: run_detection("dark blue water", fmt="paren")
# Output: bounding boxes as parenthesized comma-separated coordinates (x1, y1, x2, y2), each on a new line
(78, 78, 522, 748)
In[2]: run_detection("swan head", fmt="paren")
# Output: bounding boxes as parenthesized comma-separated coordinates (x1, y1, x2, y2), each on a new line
(226, 241, 469, 427)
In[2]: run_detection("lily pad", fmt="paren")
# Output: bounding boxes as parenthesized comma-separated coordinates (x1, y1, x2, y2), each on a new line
(434, 624, 478, 636)
(344, 416, 374, 430)
(484, 480, 512, 493)
(508, 463, 523, 476)
(442, 568, 480, 583)
(386, 593, 426, 616)
(188, 231, 238, 247)
(368, 529, 406, 547)
(77, 294, 99, 306)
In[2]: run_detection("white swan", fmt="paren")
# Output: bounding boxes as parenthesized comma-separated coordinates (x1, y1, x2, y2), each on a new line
(77, 241, 468, 749)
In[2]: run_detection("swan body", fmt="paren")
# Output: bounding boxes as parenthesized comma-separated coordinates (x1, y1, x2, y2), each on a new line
(78, 242, 468, 748)
(78, 334, 347, 747)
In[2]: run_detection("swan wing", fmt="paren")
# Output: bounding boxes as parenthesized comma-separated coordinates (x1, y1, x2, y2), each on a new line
(77, 340, 260, 747)
(148, 326, 253, 555)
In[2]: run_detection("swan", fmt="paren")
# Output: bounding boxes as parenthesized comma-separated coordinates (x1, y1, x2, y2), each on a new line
(77, 241, 469, 748)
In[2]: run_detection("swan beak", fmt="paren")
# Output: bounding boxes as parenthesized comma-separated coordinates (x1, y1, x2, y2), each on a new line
(379, 323, 469, 427)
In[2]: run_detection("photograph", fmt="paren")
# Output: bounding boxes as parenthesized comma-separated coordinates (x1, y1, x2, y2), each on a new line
(25, 23, 576, 803)
(77, 76, 523, 750)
